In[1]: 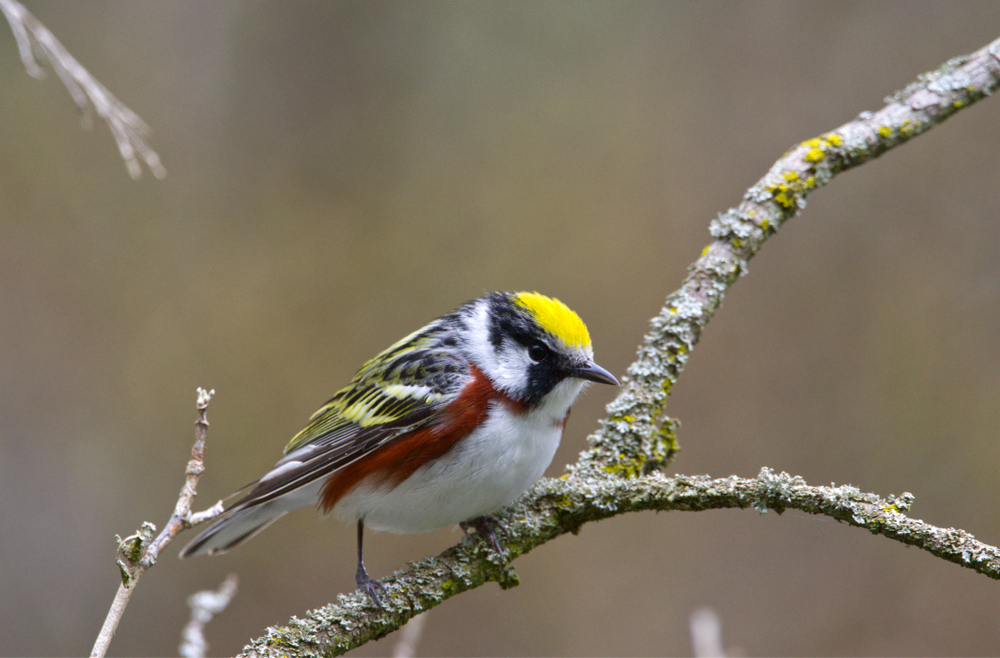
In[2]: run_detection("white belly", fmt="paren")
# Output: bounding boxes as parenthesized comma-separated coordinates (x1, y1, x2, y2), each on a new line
(331, 387, 579, 533)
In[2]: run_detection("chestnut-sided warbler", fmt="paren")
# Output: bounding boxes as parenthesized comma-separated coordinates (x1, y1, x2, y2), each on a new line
(180, 291, 618, 602)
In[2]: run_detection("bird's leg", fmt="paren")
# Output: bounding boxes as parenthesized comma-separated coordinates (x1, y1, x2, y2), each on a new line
(355, 519, 386, 606)
(460, 515, 509, 563)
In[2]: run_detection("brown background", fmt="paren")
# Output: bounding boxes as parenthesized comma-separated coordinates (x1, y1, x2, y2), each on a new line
(1, 1, 999, 656)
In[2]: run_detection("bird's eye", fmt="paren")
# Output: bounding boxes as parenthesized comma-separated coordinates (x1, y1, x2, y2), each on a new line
(528, 344, 548, 363)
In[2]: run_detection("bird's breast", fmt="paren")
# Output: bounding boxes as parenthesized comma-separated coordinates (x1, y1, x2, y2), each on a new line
(324, 367, 569, 533)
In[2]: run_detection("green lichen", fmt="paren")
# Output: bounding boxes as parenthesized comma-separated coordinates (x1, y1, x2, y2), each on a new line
(602, 453, 643, 479)
(651, 418, 681, 467)
(497, 569, 520, 590)
(600, 416, 679, 478)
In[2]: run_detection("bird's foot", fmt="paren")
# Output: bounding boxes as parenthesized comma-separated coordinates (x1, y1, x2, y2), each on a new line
(460, 515, 509, 563)
(356, 566, 387, 607)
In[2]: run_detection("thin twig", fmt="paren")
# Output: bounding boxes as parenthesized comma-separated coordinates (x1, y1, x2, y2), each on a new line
(690, 607, 726, 658)
(0, 0, 166, 179)
(391, 613, 427, 658)
(90, 388, 223, 658)
(180, 574, 240, 658)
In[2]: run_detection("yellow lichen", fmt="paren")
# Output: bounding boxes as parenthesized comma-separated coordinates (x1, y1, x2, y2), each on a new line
(771, 184, 796, 208)
(878, 126, 892, 138)
(783, 171, 800, 182)
(804, 148, 825, 162)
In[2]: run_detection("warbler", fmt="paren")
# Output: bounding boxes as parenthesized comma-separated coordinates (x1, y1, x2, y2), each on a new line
(180, 291, 618, 602)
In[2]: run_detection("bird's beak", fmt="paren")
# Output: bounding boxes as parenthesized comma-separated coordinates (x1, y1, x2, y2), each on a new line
(573, 361, 619, 386)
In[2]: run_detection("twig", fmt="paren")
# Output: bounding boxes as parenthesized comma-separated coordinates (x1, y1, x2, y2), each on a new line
(90, 388, 224, 658)
(690, 607, 725, 658)
(391, 613, 427, 658)
(233, 36, 1000, 657)
(0, 0, 166, 179)
(180, 574, 240, 658)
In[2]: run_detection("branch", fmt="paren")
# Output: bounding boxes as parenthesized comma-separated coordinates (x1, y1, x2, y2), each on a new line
(236, 36, 1000, 657)
(90, 388, 223, 658)
(241, 469, 1000, 657)
(0, 0, 166, 179)
(577, 35, 1000, 478)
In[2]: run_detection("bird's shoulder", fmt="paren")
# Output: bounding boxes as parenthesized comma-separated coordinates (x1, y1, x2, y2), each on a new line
(284, 317, 470, 454)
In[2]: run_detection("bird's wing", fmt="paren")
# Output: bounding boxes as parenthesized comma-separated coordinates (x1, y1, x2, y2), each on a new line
(180, 317, 467, 557)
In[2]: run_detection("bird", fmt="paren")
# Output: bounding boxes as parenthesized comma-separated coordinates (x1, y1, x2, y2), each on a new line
(179, 291, 618, 603)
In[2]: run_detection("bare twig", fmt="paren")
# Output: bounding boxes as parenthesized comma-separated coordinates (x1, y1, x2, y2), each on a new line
(0, 0, 166, 179)
(391, 613, 428, 658)
(690, 607, 726, 658)
(90, 388, 223, 658)
(180, 574, 240, 658)
(232, 36, 1000, 658)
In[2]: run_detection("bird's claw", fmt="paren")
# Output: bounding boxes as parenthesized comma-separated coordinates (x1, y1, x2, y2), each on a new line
(356, 569, 387, 607)
(461, 515, 509, 564)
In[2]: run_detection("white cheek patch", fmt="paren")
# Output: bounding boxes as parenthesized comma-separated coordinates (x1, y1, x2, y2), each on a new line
(488, 340, 532, 397)
(462, 300, 528, 397)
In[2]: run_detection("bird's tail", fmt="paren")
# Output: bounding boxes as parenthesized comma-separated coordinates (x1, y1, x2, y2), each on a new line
(179, 476, 325, 558)
(179, 500, 290, 558)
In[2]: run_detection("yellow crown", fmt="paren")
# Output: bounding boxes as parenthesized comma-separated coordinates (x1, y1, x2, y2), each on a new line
(514, 292, 591, 349)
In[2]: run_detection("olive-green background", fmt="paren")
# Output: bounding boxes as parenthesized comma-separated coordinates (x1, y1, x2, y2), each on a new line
(2, 2, 998, 656)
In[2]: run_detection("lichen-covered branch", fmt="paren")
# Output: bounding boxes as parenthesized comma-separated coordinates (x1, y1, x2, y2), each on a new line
(233, 36, 1000, 657)
(0, 0, 166, 179)
(240, 469, 1000, 657)
(577, 35, 1000, 478)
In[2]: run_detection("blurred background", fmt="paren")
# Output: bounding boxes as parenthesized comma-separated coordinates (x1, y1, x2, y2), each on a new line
(1, 1, 998, 656)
